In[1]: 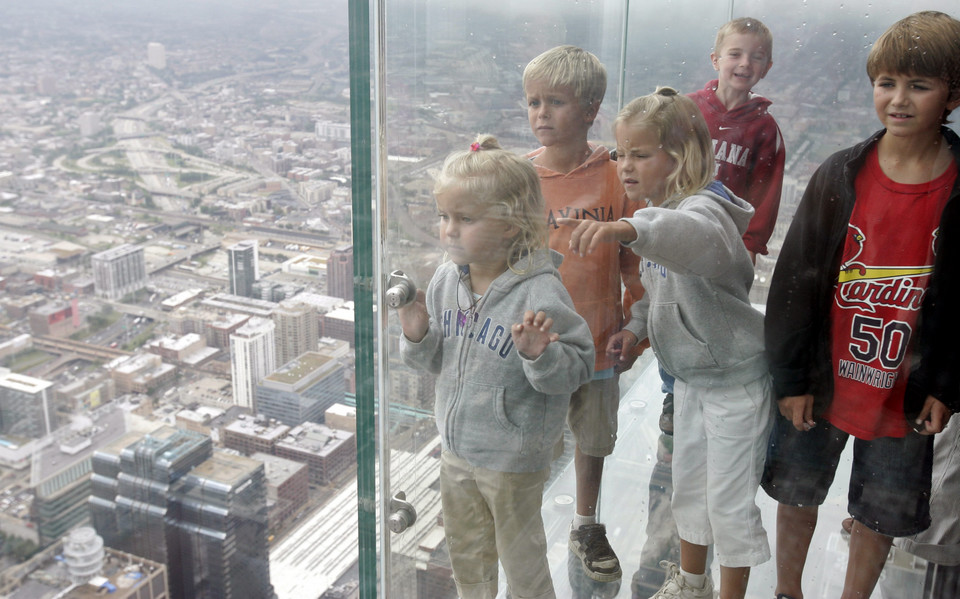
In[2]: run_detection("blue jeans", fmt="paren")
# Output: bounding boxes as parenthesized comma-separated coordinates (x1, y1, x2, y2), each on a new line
(658, 363, 675, 396)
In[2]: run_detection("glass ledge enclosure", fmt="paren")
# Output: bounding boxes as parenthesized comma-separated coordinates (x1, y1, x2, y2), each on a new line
(0, 1, 956, 599)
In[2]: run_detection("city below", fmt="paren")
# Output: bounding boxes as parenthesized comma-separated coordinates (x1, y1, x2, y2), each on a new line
(0, 1, 956, 599)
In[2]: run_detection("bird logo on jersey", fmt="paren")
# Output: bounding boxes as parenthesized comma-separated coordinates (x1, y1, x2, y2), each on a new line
(836, 224, 936, 313)
(838, 225, 866, 276)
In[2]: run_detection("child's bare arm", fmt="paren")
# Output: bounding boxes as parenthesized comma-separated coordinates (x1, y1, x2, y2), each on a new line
(396, 290, 429, 343)
(511, 310, 560, 359)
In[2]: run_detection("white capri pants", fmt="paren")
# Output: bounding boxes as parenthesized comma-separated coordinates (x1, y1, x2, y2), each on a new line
(671, 374, 774, 568)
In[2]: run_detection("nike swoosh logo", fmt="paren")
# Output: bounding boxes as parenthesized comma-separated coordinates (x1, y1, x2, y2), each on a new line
(718, 126, 734, 130)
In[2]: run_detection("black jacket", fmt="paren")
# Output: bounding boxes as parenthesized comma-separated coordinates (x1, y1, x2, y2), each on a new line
(765, 127, 960, 420)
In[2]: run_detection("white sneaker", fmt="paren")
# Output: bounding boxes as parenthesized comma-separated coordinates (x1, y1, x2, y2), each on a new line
(649, 561, 714, 598)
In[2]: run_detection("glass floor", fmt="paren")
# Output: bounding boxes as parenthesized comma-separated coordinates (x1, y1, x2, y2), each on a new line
(534, 353, 928, 599)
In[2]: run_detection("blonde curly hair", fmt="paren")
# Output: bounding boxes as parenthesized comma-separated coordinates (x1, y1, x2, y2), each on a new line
(434, 134, 547, 272)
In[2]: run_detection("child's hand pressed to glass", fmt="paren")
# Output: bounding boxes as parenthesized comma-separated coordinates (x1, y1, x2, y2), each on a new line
(511, 309, 559, 360)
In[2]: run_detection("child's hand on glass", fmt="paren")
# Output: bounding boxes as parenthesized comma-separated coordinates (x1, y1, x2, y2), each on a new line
(511, 310, 559, 359)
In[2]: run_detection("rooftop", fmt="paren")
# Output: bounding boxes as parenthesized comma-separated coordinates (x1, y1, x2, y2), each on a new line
(0, 369, 52, 394)
(189, 451, 261, 487)
(264, 351, 336, 387)
(32, 407, 128, 487)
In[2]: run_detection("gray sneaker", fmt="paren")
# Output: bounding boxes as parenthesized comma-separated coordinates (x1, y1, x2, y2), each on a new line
(650, 561, 713, 598)
(569, 523, 622, 582)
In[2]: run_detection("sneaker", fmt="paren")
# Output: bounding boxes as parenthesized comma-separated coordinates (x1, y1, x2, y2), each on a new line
(650, 561, 713, 598)
(569, 523, 622, 582)
(659, 393, 674, 436)
(656, 433, 674, 464)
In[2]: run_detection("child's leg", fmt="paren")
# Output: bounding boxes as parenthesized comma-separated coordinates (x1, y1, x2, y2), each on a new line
(658, 363, 676, 435)
(843, 520, 893, 599)
(567, 377, 621, 581)
(567, 377, 619, 518)
(670, 379, 712, 574)
(699, 377, 773, 570)
(679, 538, 709, 576)
(839, 433, 935, 598)
(774, 504, 818, 599)
(718, 565, 750, 599)
(761, 412, 851, 599)
(479, 464, 555, 599)
(439, 451, 500, 599)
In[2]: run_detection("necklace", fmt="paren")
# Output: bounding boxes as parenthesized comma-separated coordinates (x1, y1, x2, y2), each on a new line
(456, 267, 481, 328)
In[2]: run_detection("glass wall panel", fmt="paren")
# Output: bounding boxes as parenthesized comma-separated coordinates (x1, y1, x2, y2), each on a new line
(375, 4, 634, 597)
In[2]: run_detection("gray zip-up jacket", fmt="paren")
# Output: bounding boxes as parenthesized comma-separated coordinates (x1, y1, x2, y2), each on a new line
(400, 250, 594, 473)
(621, 181, 767, 387)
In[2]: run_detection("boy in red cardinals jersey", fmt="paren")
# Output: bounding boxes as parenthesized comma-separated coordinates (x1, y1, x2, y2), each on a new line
(762, 11, 960, 599)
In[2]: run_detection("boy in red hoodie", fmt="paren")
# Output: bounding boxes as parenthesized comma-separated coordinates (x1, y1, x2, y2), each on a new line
(647, 17, 787, 437)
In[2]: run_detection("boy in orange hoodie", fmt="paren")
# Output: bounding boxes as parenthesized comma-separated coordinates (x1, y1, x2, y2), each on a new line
(523, 45, 646, 583)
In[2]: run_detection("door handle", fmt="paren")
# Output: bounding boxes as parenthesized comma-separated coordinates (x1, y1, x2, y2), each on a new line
(388, 491, 417, 534)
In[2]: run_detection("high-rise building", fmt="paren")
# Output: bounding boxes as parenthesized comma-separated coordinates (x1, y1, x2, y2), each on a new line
(32, 406, 127, 546)
(320, 302, 355, 346)
(147, 42, 166, 69)
(90, 427, 275, 599)
(274, 422, 355, 485)
(0, 367, 54, 439)
(327, 245, 353, 301)
(222, 417, 290, 456)
(91, 244, 147, 300)
(227, 240, 259, 298)
(229, 317, 276, 411)
(272, 297, 319, 366)
(251, 452, 309, 531)
(256, 351, 345, 426)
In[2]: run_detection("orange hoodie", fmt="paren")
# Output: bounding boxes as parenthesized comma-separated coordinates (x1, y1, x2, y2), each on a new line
(528, 144, 646, 371)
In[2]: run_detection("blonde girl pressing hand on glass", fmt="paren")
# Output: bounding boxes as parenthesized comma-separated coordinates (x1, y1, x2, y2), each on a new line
(397, 134, 594, 599)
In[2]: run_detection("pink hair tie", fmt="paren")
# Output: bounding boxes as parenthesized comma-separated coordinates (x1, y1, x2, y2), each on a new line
(470, 142, 481, 152)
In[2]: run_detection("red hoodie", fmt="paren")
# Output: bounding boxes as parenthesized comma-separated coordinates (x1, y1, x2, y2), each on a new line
(688, 79, 785, 256)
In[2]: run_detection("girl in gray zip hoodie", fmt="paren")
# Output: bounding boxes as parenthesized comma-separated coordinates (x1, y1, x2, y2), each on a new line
(397, 135, 593, 599)
(561, 88, 772, 599)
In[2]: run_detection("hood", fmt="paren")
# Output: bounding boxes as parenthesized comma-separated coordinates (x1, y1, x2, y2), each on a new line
(526, 144, 612, 179)
(479, 249, 564, 298)
(680, 180, 755, 236)
(699, 79, 773, 123)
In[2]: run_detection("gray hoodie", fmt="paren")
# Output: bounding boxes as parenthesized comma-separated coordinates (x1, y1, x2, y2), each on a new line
(621, 182, 766, 387)
(400, 250, 594, 473)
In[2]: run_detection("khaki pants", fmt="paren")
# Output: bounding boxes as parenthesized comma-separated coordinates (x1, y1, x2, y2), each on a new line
(440, 451, 555, 599)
